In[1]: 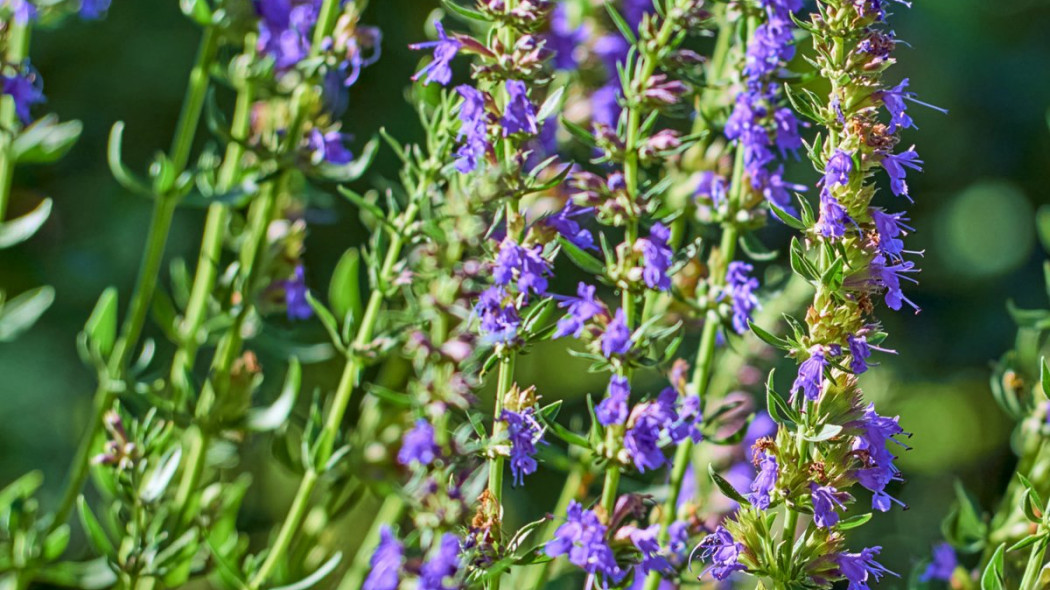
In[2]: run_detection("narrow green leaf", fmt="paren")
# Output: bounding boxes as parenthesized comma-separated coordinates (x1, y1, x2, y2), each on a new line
(536, 86, 565, 122)
(739, 232, 778, 262)
(12, 115, 82, 164)
(141, 447, 182, 502)
(329, 248, 364, 323)
(802, 423, 842, 442)
(836, 513, 872, 531)
(77, 497, 115, 558)
(980, 543, 1005, 590)
(441, 0, 491, 22)
(107, 122, 153, 198)
(558, 235, 606, 276)
(708, 463, 750, 505)
(271, 552, 342, 590)
(84, 287, 118, 358)
(246, 358, 301, 431)
(603, 2, 637, 44)
(0, 285, 54, 341)
(0, 197, 52, 248)
(748, 320, 792, 351)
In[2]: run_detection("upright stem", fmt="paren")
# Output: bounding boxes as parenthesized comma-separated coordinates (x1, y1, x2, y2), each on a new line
(50, 27, 220, 532)
(0, 20, 31, 220)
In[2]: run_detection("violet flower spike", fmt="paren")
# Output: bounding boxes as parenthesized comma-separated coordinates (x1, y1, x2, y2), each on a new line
(409, 21, 461, 86)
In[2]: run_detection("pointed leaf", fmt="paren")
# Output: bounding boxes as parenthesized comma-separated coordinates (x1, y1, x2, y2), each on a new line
(329, 248, 364, 323)
(0, 197, 52, 248)
(0, 285, 54, 341)
(84, 287, 118, 358)
(246, 358, 302, 431)
(709, 463, 750, 506)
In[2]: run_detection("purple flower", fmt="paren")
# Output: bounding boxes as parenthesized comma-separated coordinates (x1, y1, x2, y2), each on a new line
(624, 411, 667, 473)
(501, 408, 545, 486)
(1, 70, 45, 125)
(493, 239, 551, 296)
(543, 203, 595, 251)
(590, 83, 622, 127)
(545, 501, 626, 582)
(722, 262, 761, 334)
(748, 451, 778, 509)
(622, 0, 654, 30)
(744, 16, 795, 80)
(870, 209, 913, 259)
(601, 309, 633, 357)
(502, 79, 539, 136)
(309, 129, 354, 165)
(881, 78, 915, 133)
(546, 4, 588, 71)
(851, 403, 909, 511)
(668, 393, 703, 444)
(834, 546, 895, 590)
(410, 21, 461, 86)
(919, 543, 957, 582)
(640, 222, 673, 291)
(596, 375, 630, 426)
(810, 483, 851, 528)
(847, 334, 872, 374)
(554, 282, 604, 339)
(869, 253, 919, 312)
(79, 0, 111, 19)
(695, 171, 729, 206)
(630, 524, 672, 575)
(816, 191, 851, 239)
(773, 107, 803, 156)
(281, 265, 312, 320)
(790, 346, 827, 402)
(397, 418, 440, 466)
(822, 149, 854, 189)
(745, 411, 777, 462)
(454, 85, 490, 173)
(363, 526, 403, 590)
(475, 286, 521, 344)
(881, 146, 923, 200)
(697, 526, 747, 581)
(754, 166, 806, 213)
(255, 1, 317, 70)
(419, 533, 461, 590)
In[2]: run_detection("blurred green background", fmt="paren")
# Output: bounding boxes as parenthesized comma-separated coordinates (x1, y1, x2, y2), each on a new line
(2, 0, 1050, 584)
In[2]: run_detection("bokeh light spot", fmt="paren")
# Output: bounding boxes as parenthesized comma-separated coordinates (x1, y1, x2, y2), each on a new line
(936, 180, 1034, 279)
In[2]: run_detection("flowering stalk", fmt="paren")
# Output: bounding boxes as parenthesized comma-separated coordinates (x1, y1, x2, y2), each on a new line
(0, 19, 29, 220)
(695, 0, 934, 587)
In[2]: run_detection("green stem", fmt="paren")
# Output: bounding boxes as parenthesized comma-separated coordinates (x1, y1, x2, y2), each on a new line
(336, 495, 407, 590)
(525, 465, 584, 590)
(1019, 530, 1048, 590)
(249, 469, 320, 589)
(50, 28, 220, 533)
(0, 20, 31, 221)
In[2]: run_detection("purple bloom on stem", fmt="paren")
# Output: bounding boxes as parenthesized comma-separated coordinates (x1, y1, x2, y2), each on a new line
(2, 70, 44, 125)
(881, 78, 915, 133)
(596, 375, 630, 426)
(881, 146, 923, 200)
(502, 79, 539, 136)
(773, 106, 804, 156)
(630, 524, 672, 575)
(601, 309, 633, 357)
(309, 129, 354, 165)
(590, 83, 622, 127)
(454, 85, 490, 173)
(640, 222, 673, 291)
(543, 203, 595, 250)
(790, 346, 828, 402)
(493, 239, 551, 296)
(748, 451, 778, 509)
(668, 394, 703, 444)
(554, 282, 603, 339)
(722, 261, 761, 334)
(848, 334, 872, 374)
(363, 526, 403, 590)
(500, 408, 545, 485)
(697, 526, 747, 581)
(624, 414, 666, 472)
(919, 543, 957, 582)
(834, 546, 896, 590)
(409, 21, 461, 86)
(823, 149, 854, 188)
(754, 166, 806, 214)
(281, 265, 312, 320)
(810, 483, 852, 528)
(870, 209, 913, 259)
(695, 171, 729, 206)
(852, 403, 909, 511)
(398, 419, 440, 466)
(745, 411, 777, 461)
(817, 192, 851, 239)
(869, 253, 919, 312)
(545, 501, 626, 582)
(419, 533, 461, 590)
(745, 16, 795, 80)
(475, 286, 521, 344)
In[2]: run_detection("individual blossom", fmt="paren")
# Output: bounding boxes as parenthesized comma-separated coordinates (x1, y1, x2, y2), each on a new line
(501, 79, 539, 136)
(833, 546, 895, 590)
(79, 0, 112, 19)
(545, 501, 626, 582)
(363, 526, 404, 590)
(695, 171, 728, 206)
(596, 375, 630, 426)
(881, 78, 915, 133)
(918, 543, 957, 583)
(721, 261, 761, 334)
(667, 393, 703, 444)
(810, 483, 851, 528)
(744, 15, 795, 80)
(454, 85, 490, 173)
(624, 402, 669, 473)
(280, 265, 313, 320)
(493, 238, 552, 296)
(629, 524, 672, 575)
(869, 253, 919, 312)
(419, 533, 462, 590)
(816, 191, 851, 239)
(255, 1, 318, 70)
(790, 346, 828, 402)
(773, 106, 804, 156)
(308, 129, 354, 165)
(541, 203, 595, 251)
(697, 526, 747, 581)
(748, 451, 778, 509)
(754, 165, 806, 213)
(870, 209, 912, 259)
(847, 334, 872, 374)
(639, 222, 673, 291)
(821, 149, 854, 192)
(881, 146, 923, 200)
(851, 403, 909, 511)
(397, 418, 440, 466)
(601, 309, 633, 357)
(475, 286, 521, 344)
(409, 21, 461, 86)
(554, 282, 604, 339)
(2, 70, 45, 125)
(500, 408, 545, 485)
